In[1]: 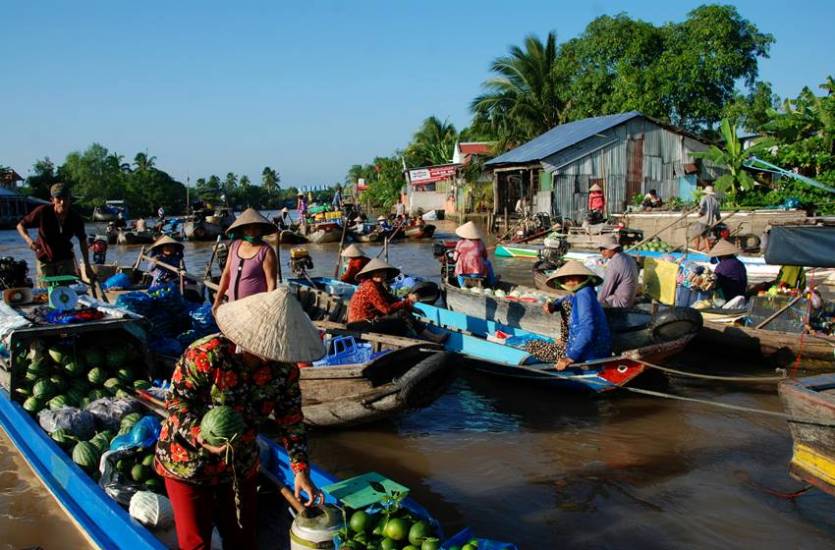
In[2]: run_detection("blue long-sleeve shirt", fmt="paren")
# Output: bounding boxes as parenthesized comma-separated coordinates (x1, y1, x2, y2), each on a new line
(553, 285, 612, 362)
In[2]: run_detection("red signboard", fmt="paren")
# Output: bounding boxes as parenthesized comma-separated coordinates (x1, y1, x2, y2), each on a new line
(408, 164, 458, 185)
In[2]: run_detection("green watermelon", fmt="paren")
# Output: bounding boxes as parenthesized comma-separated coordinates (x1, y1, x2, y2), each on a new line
(79, 397, 91, 409)
(66, 387, 86, 405)
(32, 380, 57, 401)
(23, 396, 43, 413)
(89, 433, 110, 453)
(133, 379, 151, 391)
(116, 368, 134, 384)
(72, 441, 100, 472)
(105, 347, 128, 369)
(87, 367, 107, 386)
(48, 394, 69, 410)
(48, 347, 66, 364)
(24, 371, 40, 383)
(103, 377, 121, 393)
(120, 412, 142, 431)
(64, 361, 84, 378)
(88, 388, 108, 401)
(118, 425, 132, 436)
(49, 374, 68, 392)
(99, 429, 115, 441)
(14, 386, 31, 399)
(83, 348, 105, 368)
(51, 428, 75, 449)
(27, 359, 49, 377)
(199, 406, 246, 446)
(115, 388, 132, 400)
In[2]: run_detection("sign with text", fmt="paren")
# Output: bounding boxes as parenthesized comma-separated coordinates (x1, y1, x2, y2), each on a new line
(408, 164, 458, 186)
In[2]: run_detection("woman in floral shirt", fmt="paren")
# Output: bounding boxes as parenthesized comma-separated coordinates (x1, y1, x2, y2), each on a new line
(155, 288, 325, 549)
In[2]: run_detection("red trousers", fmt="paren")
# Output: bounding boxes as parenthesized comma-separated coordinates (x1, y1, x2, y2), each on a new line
(164, 475, 258, 550)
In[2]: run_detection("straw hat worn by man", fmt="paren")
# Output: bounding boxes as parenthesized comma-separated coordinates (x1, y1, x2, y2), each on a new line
(596, 234, 639, 308)
(155, 288, 323, 549)
(709, 239, 747, 302)
(699, 185, 721, 226)
(17, 183, 93, 286)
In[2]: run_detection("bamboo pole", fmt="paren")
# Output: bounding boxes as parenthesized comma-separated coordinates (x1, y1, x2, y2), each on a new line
(140, 254, 220, 291)
(755, 295, 803, 330)
(203, 235, 223, 279)
(334, 215, 348, 277)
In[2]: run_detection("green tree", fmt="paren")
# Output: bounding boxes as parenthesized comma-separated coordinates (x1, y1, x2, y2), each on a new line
(60, 143, 127, 207)
(133, 152, 157, 172)
(24, 157, 59, 199)
(471, 31, 571, 147)
(405, 116, 458, 167)
(693, 118, 764, 200)
(261, 166, 280, 205)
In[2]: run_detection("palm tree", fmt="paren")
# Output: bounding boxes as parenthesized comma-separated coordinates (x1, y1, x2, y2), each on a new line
(405, 116, 458, 167)
(261, 166, 279, 196)
(694, 118, 765, 200)
(471, 31, 572, 148)
(133, 152, 157, 172)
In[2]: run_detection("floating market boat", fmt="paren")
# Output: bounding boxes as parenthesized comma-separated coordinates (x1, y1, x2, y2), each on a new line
(276, 229, 308, 244)
(494, 244, 541, 259)
(306, 222, 343, 244)
(183, 208, 236, 241)
(413, 301, 701, 392)
(698, 320, 835, 365)
(404, 224, 436, 240)
(116, 228, 155, 245)
(351, 228, 384, 243)
(779, 374, 835, 496)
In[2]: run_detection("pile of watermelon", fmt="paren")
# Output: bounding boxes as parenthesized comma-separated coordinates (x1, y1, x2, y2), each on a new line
(634, 237, 675, 253)
(114, 447, 165, 494)
(13, 338, 149, 416)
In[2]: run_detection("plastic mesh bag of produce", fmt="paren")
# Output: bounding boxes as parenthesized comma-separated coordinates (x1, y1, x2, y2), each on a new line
(129, 491, 174, 529)
(86, 397, 141, 431)
(37, 407, 96, 440)
(99, 446, 163, 506)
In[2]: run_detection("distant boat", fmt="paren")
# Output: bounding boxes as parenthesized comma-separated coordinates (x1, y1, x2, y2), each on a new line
(92, 200, 128, 222)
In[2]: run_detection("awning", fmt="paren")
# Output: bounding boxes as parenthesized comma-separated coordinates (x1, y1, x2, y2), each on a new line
(765, 224, 835, 267)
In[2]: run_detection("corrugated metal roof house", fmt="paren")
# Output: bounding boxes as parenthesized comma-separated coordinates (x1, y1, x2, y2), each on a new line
(485, 112, 718, 220)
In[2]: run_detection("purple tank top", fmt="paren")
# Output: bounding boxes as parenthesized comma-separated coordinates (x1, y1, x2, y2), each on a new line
(225, 240, 269, 301)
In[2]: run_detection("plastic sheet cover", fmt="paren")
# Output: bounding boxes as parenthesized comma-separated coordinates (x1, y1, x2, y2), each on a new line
(765, 225, 835, 268)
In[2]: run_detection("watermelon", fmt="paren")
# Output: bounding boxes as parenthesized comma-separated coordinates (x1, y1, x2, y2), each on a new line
(24, 371, 40, 383)
(48, 347, 66, 364)
(199, 406, 246, 446)
(70, 379, 91, 393)
(48, 394, 69, 410)
(115, 388, 133, 400)
(103, 377, 121, 393)
(23, 396, 43, 413)
(49, 374, 68, 392)
(133, 380, 151, 391)
(87, 367, 107, 385)
(90, 433, 111, 453)
(51, 428, 75, 449)
(66, 387, 86, 405)
(99, 429, 115, 441)
(64, 361, 84, 378)
(121, 412, 142, 431)
(116, 368, 134, 384)
(27, 359, 49, 377)
(32, 380, 57, 400)
(72, 441, 100, 472)
(14, 386, 31, 399)
(88, 388, 108, 401)
(83, 348, 105, 368)
(105, 347, 128, 369)
(79, 397, 91, 409)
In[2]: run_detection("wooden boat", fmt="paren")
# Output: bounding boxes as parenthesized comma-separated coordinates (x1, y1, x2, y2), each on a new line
(413, 302, 698, 392)
(404, 224, 436, 239)
(296, 322, 456, 427)
(351, 229, 384, 243)
(698, 320, 835, 365)
(306, 222, 342, 244)
(779, 374, 835, 496)
(494, 244, 541, 259)
(265, 230, 308, 245)
(116, 229, 155, 245)
(0, 315, 438, 548)
(183, 218, 225, 240)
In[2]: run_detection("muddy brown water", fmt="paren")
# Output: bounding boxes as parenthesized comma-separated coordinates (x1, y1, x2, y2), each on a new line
(2, 221, 835, 549)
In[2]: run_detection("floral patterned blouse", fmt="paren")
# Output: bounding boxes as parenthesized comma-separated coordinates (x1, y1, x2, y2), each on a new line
(347, 279, 409, 323)
(154, 334, 309, 485)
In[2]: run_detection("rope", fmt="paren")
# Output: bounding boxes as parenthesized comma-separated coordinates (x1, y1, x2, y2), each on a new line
(632, 358, 788, 383)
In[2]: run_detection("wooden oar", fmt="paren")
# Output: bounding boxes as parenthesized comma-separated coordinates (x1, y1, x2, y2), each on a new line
(139, 254, 220, 292)
(203, 235, 223, 279)
(334, 216, 348, 277)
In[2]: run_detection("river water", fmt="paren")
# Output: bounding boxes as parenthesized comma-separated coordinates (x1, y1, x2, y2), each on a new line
(2, 220, 835, 549)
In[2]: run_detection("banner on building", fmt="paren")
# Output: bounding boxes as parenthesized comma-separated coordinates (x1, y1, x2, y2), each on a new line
(408, 164, 458, 186)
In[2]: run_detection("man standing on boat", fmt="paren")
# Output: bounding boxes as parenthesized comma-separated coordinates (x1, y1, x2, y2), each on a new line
(16, 183, 93, 286)
(596, 234, 638, 308)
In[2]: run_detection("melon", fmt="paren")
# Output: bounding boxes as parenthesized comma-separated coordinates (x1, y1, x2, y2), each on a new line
(83, 348, 105, 368)
(90, 433, 111, 453)
(14, 386, 31, 399)
(64, 361, 84, 378)
(48, 347, 66, 364)
(199, 406, 246, 446)
(66, 387, 86, 405)
(32, 380, 57, 401)
(48, 394, 69, 410)
(87, 367, 107, 386)
(23, 396, 43, 413)
(121, 412, 142, 431)
(72, 441, 100, 472)
(27, 359, 49, 377)
(51, 428, 75, 449)
(103, 378, 121, 394)
(24, 370, 40, 383)
(116, 368, 134, 384)
(79, 397, 91, 409)
(115, 388, 133, 400)
(88, 388, 108, 401)
(49, 374, 68, 392)
(133, 380, 151, 391)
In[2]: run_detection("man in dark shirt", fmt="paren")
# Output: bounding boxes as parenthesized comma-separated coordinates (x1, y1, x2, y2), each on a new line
(17, 183, 92, 286)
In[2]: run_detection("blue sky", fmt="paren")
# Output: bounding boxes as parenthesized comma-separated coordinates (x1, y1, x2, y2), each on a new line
(1, 1, 833, 189)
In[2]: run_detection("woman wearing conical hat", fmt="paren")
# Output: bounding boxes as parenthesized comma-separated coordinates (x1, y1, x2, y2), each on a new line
(588, 182, 606, 215)
(346, 258, 446, 343)
(709, 239, 747, 302)
(147, 235, 185, 287)
(156, 288, 324, 549)
(453, 221, 495, 287)
(339, 244, 370, 285)
(212, 208, 278, 315)
(542, 260, 612, 371)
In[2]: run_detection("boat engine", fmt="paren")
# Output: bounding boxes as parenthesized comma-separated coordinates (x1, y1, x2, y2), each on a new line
(290, 247, 314, 276)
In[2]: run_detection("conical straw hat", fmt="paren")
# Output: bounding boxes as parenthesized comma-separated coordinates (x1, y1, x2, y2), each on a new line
(340, 244, 367, 258)
(455, 221, 482, 240)
(149, 235, 184, 252)
(226, 208, 277, 237)
(215, 287, 325, 362)
(545, 260, 603, 288)
(377, 215, 387, 222)
(708, 239, 739, 257)
(589, 183, 603, 192)
(703, 185, 716, 195)
(281, 207, 289, 213)
(355, 258, 400, 281)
